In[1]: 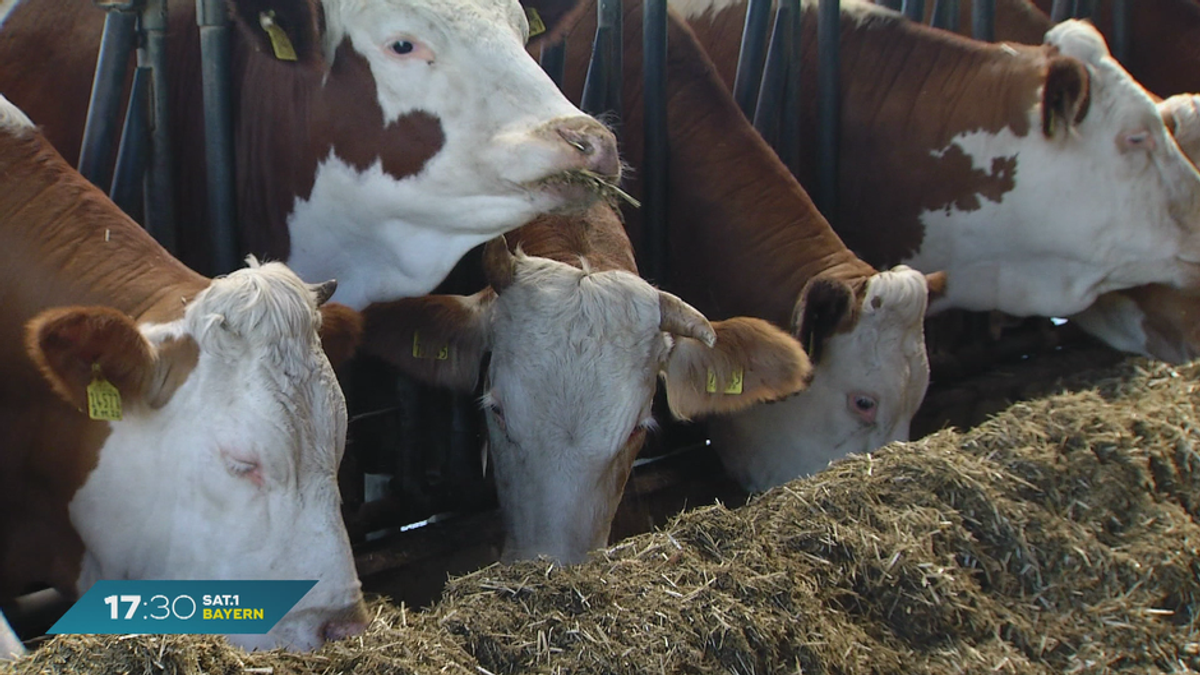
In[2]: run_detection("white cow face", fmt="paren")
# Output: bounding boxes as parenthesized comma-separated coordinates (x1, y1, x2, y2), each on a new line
(367, 238, 813, 564)
(28, 261, 365, 652)
(231, 0, 620, 307)
(711, 266, 937, 492)
(915, 21, 1200, 318)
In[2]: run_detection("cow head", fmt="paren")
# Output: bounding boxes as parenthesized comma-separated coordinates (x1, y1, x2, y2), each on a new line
(26, 260, 366, 652)
(363, 239, 812, 564)
(1068, 93, 1200, 363)
(710, 266, 942, 492)
(228, 0, 621, 308)
(917, 21, 1200, 317)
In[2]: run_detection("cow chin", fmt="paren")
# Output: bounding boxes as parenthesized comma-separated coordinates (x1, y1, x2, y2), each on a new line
(529, 172, 622, 214)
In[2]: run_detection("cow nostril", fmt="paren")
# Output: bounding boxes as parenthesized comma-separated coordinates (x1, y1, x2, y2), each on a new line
(558, 129, 593, 155)
(321, 619, 367, 642)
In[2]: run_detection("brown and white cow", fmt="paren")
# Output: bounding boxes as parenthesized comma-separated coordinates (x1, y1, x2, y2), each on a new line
(360, 202, 814, 563)
(0, 94, 367, 654)
(887, 0, 1200, 363)
(0, 0, 619, 308)
(527, 0, 943, 491)
(673, 0, 1200, 319)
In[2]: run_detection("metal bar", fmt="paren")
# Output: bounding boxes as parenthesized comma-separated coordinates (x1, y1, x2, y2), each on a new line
(1072, 0, 1094, 20)
(580, 25, 611, 115)
(539, 40, 567, 90)
(752, 1, 791, 149)
(1110, 0, 1130, 64)
(971, 0, 995, 41)
(78, 9, 138, 190)
(902, 0, 925, 22)
(1050, 0, 1071, 22)
(931, 0, 960, 31)
(109, 66, 150, 219)
(732, 0, 773, 118)
(139, 0, 176, 252)
(642, 0, 669, 284)
(197, 0, 239, 275)
(817, 0, 839, 223)
(779, 0, 802, 177)
(604, 0, 622, 123)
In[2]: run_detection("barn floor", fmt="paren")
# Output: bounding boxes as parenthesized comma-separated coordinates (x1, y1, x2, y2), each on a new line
(7, 347, 1198, 674)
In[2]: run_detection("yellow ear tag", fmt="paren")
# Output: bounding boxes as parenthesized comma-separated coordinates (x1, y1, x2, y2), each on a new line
(526, 7, 547, 38)
(87, 363, 123, 421)
(706, 368, 744, 395)
(259, 11, 298, 62)
(412, 331, 450, 360)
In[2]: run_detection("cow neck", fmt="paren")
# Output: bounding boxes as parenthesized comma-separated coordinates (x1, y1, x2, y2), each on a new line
(792, 6, 1044, 268)
(545, 0, 874, 328)
(0, 129, 201, 600)
(507, 203, 640, 275)
(165, 2, 445, 278)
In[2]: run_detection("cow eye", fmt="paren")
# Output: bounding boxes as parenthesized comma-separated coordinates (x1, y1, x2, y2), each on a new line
(853, 396, 876, 412)
(389, 40, 414, 55)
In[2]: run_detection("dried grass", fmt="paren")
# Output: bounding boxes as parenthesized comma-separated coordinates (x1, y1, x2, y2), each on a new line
(6, 358, 1200, 674)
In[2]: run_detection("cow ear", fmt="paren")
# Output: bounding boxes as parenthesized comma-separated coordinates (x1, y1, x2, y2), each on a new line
(1042, 56, 1091, 138)
(1160, 94, 1200, 161)
(26, 307, 199, 414)
(792, 277, 858, 364)
(227, 0, 323, 66)
(661, 317, 812, 421)
(318, 303, 363, 369)
(360, 292, 492, 393)
(520, 0, 590, 45)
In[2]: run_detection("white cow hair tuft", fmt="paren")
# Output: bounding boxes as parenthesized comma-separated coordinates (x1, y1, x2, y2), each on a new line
(1164, 95, 1200, 161)
(186, 256, 323, 361)
(1044, 19, 1110, 67)
(862, 265, 930, 325)
(0, 92, 34, 134)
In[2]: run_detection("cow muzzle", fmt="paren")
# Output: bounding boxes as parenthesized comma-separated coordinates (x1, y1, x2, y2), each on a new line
(553, 117, 621, 180)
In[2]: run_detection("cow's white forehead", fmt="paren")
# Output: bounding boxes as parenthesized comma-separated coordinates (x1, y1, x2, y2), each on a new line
(0, 91, 33, 134)
(321, 0, 528, 55)
(861, 266, 930, 327)
(494, 256, 661, 334)
(177, 258, 322, 360)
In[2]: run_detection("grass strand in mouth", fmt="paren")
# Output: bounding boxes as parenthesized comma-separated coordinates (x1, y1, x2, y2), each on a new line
(556, 169, 642, 208)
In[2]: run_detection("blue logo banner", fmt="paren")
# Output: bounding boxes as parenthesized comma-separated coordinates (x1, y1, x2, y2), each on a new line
(48, 580, 317, 635)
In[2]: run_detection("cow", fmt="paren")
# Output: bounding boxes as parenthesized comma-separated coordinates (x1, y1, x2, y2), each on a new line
(671, 0, 1200, 320)
(361, 202, 815, 563)
(525, 0, 943, 491)
(0, 0, 620, 309)
(885, 0, 1200, 363)
(0, 93, 367, 654)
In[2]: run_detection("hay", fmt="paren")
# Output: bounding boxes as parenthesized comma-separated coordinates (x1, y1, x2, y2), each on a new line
(6, 358, 1200, 674)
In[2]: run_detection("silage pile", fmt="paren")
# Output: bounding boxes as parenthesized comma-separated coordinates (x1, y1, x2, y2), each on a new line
(6, 359, 1200, 674)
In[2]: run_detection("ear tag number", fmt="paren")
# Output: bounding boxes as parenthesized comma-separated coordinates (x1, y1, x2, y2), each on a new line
(526, 8, 547, 38)
(259, 11, 298, 62)
(706, 368, 744, 395)
(87, 364, 123, 421)
(412, 331, 450, 361)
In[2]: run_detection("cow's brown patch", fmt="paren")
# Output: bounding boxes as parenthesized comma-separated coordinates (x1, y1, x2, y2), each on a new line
(318, 303, 365, 369)
(1042, 55, 1091, 137)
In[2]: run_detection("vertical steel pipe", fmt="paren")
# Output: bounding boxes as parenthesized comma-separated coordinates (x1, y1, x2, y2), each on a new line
(1050, 0, 1071, 22)
(580, 25, 612, 115)
(971, 0, 995, 41)
(78, 10, 137, 190)
(779, 0, 802, 177)
(753, 1, 791, 149)
(581, 0, 622, 119)
(196, 0, 239, 275)
(931, 0, 960, 31)
(109, 66, 150, 220)
(1111, 0, 1130, 64)
(642, 0, 669, 284)
(732, 0, 773, 118)
(902, 0, 925, 22)
(1072, 0, 1094, 20)
(539, 40, 567, 90)
(817, 0, 840, 223)
(139, 0, 176, 251)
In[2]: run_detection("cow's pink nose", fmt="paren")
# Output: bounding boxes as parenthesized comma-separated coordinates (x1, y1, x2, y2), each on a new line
(555, 117, 621, 179)
(321, 618, 367, 642)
